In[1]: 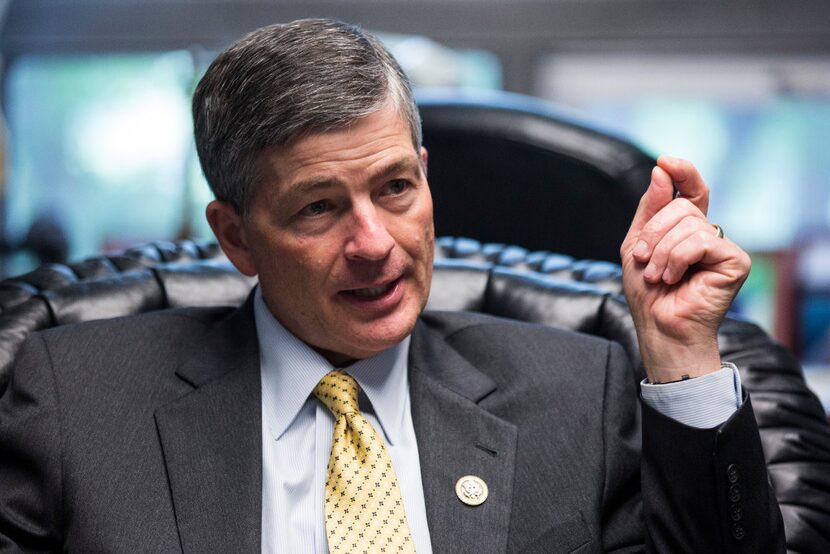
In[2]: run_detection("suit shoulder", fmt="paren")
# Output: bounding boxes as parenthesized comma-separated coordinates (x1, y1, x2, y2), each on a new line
(416, 311, 629, 415)
(25, 306, 241, 375)
(14, 305, 246, 401)
(420, 309, 614, 351)
(37, 305, 237, 344)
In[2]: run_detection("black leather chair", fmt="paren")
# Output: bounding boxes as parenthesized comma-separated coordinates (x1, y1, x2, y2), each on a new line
(418, 91, 655, 262)
(0, 237, 828, 552)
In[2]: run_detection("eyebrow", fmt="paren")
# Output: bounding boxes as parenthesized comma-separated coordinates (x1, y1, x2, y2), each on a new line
(371, 157, 423, 182)
(288, 176, 342, 198)
(285, 156, 423, 198)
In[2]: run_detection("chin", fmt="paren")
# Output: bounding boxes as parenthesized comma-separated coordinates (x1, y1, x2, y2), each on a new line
(321, 289, 427, 361)
(353, 328, 412, 355)
(348, 314, 419, 357)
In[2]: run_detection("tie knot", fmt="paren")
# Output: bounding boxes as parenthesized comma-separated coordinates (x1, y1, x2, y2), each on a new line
(313, 370, 360, 418)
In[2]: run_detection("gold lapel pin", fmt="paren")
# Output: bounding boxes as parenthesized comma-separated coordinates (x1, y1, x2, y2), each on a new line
(455, 475, 488, 506)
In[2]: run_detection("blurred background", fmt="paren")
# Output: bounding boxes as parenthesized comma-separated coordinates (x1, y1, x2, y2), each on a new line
(1, 0, 830, 409)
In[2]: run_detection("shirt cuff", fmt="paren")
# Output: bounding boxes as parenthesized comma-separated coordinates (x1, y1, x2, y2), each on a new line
(640, 362, 742, 429)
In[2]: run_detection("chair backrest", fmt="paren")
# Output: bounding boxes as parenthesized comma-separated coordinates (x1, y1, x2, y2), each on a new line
(418, 91, 655, 262)
(1, 237, 828, 552)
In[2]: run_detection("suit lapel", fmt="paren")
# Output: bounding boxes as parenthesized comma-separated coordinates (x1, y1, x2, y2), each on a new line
(154, 296, 262, 554)
(409, 318, 518, 553)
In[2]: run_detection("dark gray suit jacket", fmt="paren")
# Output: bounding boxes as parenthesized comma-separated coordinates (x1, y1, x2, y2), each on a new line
(0, 296, 784, 553)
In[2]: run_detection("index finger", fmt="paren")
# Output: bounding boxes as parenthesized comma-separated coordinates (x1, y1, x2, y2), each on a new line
(657, 155, 709, 215)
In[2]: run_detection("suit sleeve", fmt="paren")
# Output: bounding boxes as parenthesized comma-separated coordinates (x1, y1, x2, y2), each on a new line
(0, 334, 63, 552)
(601, 341, 786, 553)
(641, 391, 785, 553)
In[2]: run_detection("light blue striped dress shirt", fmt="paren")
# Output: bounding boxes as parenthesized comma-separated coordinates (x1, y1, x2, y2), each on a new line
(641, 363, 743, 427)
(255, 288, 433, 554)
(254, 287, 742, 553)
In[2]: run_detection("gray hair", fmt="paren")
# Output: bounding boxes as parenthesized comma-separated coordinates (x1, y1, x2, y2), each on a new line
(192, 18, 422, 215)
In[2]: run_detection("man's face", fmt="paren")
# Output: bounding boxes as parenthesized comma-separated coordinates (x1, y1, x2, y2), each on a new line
(228, 103, 434, 365)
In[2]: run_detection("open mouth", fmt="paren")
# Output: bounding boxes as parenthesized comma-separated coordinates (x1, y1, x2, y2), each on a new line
(341, 277, 401, 301)
(348, 282, 395, 298)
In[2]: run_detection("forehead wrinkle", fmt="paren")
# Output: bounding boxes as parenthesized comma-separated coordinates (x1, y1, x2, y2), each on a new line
(368, 156, 423, 182)
(260, 112, 421, 201)
(286, 175, 344, 198)
(281, 152, 421, 200)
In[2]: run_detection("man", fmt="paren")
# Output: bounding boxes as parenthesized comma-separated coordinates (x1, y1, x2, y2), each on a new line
(0, 18, 783, 553)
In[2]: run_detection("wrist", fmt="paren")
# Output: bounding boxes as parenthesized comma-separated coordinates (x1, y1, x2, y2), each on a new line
(637, 334, 721, 384)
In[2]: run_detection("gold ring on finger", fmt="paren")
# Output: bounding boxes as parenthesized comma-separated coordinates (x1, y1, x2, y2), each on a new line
(711, 224, 725, 239)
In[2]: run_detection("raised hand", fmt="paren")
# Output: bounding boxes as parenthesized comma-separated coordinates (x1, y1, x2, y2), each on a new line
(620, 156, 751, 383)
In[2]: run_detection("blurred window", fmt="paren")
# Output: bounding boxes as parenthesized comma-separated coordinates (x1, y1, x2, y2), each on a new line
(379, 33, 502, 90)
(536, 55, 830, 336)
(4, 51, 213, 275)
(537, 55, 830, 251)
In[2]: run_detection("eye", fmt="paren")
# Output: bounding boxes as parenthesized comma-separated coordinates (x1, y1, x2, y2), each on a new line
(300, 200, 331, 217)
(383, 179, 410, 196)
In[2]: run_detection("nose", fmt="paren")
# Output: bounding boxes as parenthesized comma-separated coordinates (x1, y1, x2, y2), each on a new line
(343, 202, 395, 261)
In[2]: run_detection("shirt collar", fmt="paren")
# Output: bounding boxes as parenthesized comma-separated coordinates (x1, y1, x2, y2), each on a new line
(254, 287, 410, 446)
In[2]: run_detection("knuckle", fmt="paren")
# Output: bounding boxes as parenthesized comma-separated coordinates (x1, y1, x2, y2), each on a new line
(680, 215, 701, 232)
(652, 241, 672, 261)
(695, 228, 713, 243)
(669, 257, 688, 274)
(673, 197, 696, 213)
(671, 242, 692, 262)
(638, 226, 659, 245)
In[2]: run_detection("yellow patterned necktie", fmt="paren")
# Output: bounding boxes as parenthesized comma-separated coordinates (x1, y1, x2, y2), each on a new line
(313, 370, 416, 553)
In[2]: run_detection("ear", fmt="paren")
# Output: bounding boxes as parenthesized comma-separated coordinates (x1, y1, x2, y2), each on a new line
(205, 200, 258, 277)
(420, 146, 428, 177)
